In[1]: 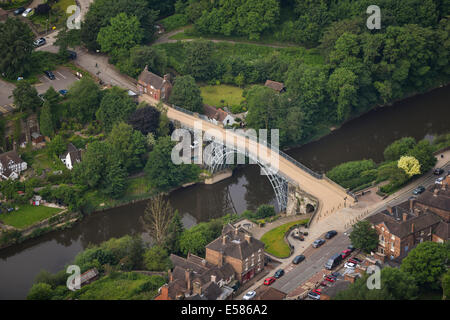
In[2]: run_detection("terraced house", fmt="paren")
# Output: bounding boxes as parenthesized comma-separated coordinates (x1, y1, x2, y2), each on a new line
(368, 176, 450, 260)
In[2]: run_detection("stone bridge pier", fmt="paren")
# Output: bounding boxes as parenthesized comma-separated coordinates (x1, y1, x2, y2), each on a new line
(286, 182, 319, 216)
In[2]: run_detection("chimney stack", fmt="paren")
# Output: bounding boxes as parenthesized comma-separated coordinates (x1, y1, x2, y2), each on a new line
(433, 189, 439, 197)
(218, 250, 223, 267)
(244, 234, 251, 244)
(222, 235, 227, 245)
(409, 198, 415, 212)
(163, 74, 170, 83)
(234, 227, 239, 235)
(211, 275, 216, 283)
(411, 223, 415, 233)
(185, 269, 191, 292)
(168, 269, 173, 282)
(402, 212, 408, 222)
(387, 206, 392, 214)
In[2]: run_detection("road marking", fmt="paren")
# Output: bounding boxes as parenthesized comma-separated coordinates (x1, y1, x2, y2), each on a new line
(56, 71, 66, 79)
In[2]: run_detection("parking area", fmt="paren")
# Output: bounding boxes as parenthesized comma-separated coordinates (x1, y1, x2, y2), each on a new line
(0, 79, 15, 107)
(35, 67, 79, 94)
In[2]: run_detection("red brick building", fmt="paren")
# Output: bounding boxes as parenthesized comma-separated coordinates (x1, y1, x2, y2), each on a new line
(367, 179, 450, 260)
(137, 65, 172, 101)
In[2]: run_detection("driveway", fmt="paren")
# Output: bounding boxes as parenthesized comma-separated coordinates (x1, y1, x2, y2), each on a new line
(34, 67, 79, 94)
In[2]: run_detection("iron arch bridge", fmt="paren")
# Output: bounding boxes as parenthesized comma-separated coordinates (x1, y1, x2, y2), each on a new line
(202, 141, 290, 212)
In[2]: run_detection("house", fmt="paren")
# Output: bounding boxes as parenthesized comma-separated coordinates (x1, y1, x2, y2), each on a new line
(68, 268, 99, 288)
(155, 252, 235, 300)
(31, 132, 44, 145)
(319, 280, 351, 300)
(0, 151, 27, 180)
(367, 182, 449, 260)
(137, 65, 172, 101)
(264, 80, 286, 93)
(60, 143, 82, 170)
(31, 195, 43, 206)
(203, 104, 236, 127)
(205, 224, 265, 284)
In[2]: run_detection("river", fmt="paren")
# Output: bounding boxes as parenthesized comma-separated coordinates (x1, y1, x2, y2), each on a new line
(0, 85, 449, 299)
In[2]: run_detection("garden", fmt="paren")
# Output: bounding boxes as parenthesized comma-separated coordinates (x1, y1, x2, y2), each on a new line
(200, 84, 245, 112)
(0, 204, 63, 229)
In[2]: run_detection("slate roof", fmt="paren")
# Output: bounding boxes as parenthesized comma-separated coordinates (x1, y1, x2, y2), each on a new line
(434, 221, 449, 240)
(264, 80, 285, 92)
(416, 187, 450, 213)
(201, 281, 222, 300)
(206, 224, 264, 260)
(138, 65, 165, 89)
(0, 151, 26, 178)
(203, 104, 230, 122)
(60, 143, 82, 164)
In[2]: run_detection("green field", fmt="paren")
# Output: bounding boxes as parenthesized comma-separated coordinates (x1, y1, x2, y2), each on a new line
(0, 204, 63, 229)
(260, 219, 309, 258)
(200, 85, 244, 108)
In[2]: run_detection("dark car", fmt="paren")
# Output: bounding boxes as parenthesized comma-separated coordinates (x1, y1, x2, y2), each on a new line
(44, 70, 55, 80)
(351, 257, 362, 263)
(325, 230, 337, 239)
(59, 89, 68, 96)
(14, 7, 26, 15)
(67, 50, 77, 60)
(413, 186, 426, 195)
(433, 168, 444, 175)
(274, 269, 285, 278)
(312, 239, 325, 248)
(292, 255, 305, 264)
(34, 38, 46, 47)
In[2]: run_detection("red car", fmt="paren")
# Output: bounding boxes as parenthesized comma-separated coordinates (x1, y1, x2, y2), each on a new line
(312, 288, 322, 295)
(341, 249, 352, 259)
(348, 258, 359, 265)
(264, 277, 276, 286)
(320, 281, 328, 287)
(325, 276, 336, 283)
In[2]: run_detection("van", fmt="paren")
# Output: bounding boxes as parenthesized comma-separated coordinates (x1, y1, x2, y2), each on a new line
(325, 253, 342, 270)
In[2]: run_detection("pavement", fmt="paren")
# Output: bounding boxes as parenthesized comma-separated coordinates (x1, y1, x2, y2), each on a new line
(34, 67, 79, 94)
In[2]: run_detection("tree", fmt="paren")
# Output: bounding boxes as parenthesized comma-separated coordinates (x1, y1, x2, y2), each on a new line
(102, 154, 128, 199)
(383, 137, 417, 161)
(145, 136, 200, 191)
(169, 76, 204, 113)
(96, 87, 136, 132)
(97, 13, 143, 59)
(179, 220, 222, 256)
(334, 267, 418, 300)
(442, 270, 450, 300)
(401, 242, 449, 290)
(67, 78, 102, 124)
(0, 18, 34, 78)
(236, 0, 280, 40)
(35, 3, 51, 15)
(408, 140, 437, 173)
(125, 46, 167, 78)
(327, 67, 358, 121)
(397, 156, 421, 177)
(140, 194, 174, 245)
(349, 220, 379, 253)
(27, 283, 53, 300)
(164, 210, 184, 254)
(144, 245, 172, 271)
(183, 40, 215, 81)
(128, 105, 161, 136)
(39, 102, 54, 137)
(107, 122, 147, 173)
(47, 135, 66, 158)
(255, 204, 276, 219)
(12, 81, 42, 112)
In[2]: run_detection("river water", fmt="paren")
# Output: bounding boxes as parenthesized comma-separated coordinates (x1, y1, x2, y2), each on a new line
(0, 85, 449, 299)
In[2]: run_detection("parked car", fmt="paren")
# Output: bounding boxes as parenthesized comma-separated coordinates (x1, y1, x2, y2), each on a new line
(312, 288, 322, 295)
(325, 275, 336, 283)
(242, 291, 256, 300)
(292, 255, 305, 264)
(341, 249, 352, 259)
(34, 38, 46, 47)
(433, 168, 444, 175)
(312, 239, 325, 248)
(67, 50, 77, 60)
(59, 89, 68, 96)
(325, 253, 342, 270)
(348, 258, 359, 265)
(7, 208, 14, 213)
(413, 186, 426, 195)
(344, 262, 356, 269)
(320, 281, 328, 287)
(351, 257, 362, 263)
(331, 272, 340, 278)
(22, 8, 34, 17)
(44, 70, 55, 80)
(435, 177, 445, 185)
(307, 291, 321, 300)
(264, 277, 276, 286)
(274, 269, 285, 278)
(325, 230, 337, 239)
(14, 7, 26, 15)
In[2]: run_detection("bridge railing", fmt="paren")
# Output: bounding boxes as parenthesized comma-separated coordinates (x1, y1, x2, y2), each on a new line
(168, 102, 356, 199)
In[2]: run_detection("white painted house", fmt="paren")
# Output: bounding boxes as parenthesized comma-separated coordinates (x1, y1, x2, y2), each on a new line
(60, 143, 82, 170)
(0, 151, 27, 180)
(203, 104, 236, 127)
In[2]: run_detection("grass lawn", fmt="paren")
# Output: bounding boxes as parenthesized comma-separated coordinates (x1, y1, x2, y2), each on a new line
(124, 176, 152, 197)
(21, 147, 66, 176)
(200, 85, 244, 108)
(260, 219, 309, 258)
(29, 0, 76, 32)
(0, 204, 63, 229)
(70, 272, 165, 300)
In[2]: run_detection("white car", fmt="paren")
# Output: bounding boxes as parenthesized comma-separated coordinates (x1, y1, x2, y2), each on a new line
(22, 8, 33, 17)
(242, 291, 256, 300)
(435, 177, 445, 185)
(344, 262, 356, 269)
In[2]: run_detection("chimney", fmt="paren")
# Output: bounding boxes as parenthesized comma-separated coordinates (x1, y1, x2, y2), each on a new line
(402, 212, 408, 222)
(201, 259, 207, 266)
(409, 198, 415, 212)
(387, 206, 392, 214)
(218, 250, 223, 267)
(168, 269, 173, 282)
(234, 227, 239, 235)
(211, 275, 216, 283)
(411, 223, 415, 233)
(144, 65, 148, 72)
(222, 235, 227, 245)
(244, 234, 251, 244)
(185, 270, 191, 292)
(433, 189, 439, 197)
(163, 74, 171, 83)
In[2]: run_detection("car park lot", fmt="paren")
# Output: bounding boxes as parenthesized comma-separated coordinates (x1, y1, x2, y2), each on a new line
(35, 67, 79, 94)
